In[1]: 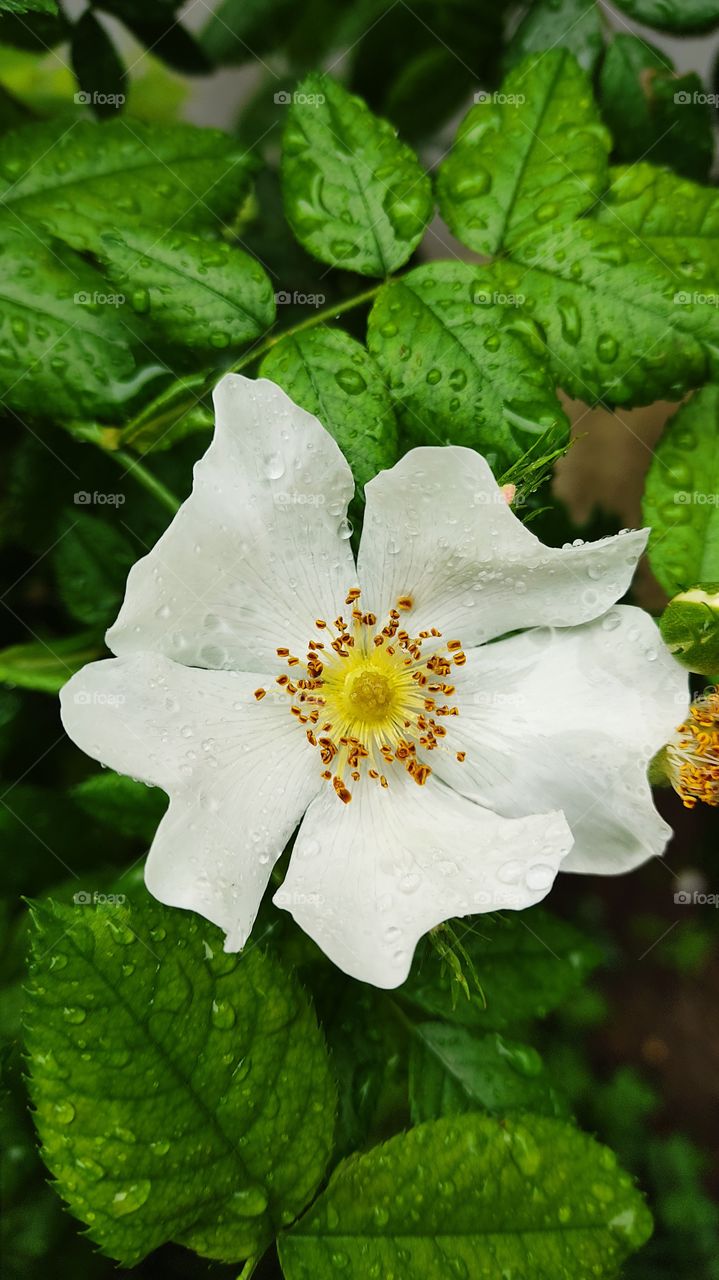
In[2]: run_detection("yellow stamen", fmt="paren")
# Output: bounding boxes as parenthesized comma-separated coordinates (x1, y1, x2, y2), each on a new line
(667, 690, 719, 809)
(267, 592, 467, 801)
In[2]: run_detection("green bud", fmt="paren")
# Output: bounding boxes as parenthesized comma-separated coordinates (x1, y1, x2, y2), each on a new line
(659, 586, 719, 676)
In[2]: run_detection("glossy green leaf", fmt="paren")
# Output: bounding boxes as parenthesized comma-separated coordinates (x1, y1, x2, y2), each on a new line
(437, 49, 610, 256)
(594, 164, 719, 280)
(366, 262, 569, 471)
(53, 512, 136, 628)
(642, 386, 719, 595)
(408, 1023, 568, 1123)
(25, 896, 336, 1266)
(401, 909, 602, 1031)
(490, 219, 719, 405)
(505, 0, 603, 73)
(279, 1113, 652, 1279)
(612, 0, 719, 35)
(281, 72, 433, 276)
(0, 632, 103, 694)
(0, 223, 136, 418)
(0, 117, 252, 244)
(93, 225, 276, 352)
(259, 328, 398, 496)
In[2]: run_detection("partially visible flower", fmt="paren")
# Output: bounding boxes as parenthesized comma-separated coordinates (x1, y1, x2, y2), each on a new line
(665, 689, 719, 809)
(61, 374, 688, 988)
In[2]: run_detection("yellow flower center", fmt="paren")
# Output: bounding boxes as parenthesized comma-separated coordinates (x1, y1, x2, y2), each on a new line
(255, 588, 467, 802)
(667, 689, 719, 809)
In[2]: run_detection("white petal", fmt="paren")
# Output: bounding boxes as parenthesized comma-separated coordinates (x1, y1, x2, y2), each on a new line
(60, 653, 321, 947)
(358, 446, 647, 644)
(432, 606, 689, 874)
(274, 774, 572, 988)
(107, 375, 356, 671)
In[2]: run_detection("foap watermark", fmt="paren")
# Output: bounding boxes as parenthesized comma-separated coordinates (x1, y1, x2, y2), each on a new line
(275, 290, 326, 308)
(474, 89, 526, 106)
(274, 889, 324, 908)
(473, 287, 525, 307)
(674, 889, 719, 908)
(73, 690, 126, 708)
(274, 90, 325, 106)
(674, 90, 719, 106)
(74, 90, 126, 109)
(275, 491, 326, 507)
(674, 291, 719, 307)
(673, 491, 719, 506)
(73, 890, 127, 906)
(74, 490, 125, 507)
(74, 290, 125, 308)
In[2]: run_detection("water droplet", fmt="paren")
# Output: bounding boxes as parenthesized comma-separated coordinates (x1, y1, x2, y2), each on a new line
(264, 452, 285, 481)
(211, 999, 236, 1030)
(53, 1100, 76, 1125)
(335, 367, 366, 395)
(525, 863, 555, 892)
(230, 1185, 268, 1217)
(62, 1006, 87, 1025)
(111, 1180, 151, 1216)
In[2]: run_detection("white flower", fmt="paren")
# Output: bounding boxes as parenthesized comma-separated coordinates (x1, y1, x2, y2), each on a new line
(61, 374, 688, 988)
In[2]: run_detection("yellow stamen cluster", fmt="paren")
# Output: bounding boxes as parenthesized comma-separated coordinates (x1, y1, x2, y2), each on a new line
(667, 690, 719, 809)
(256, 588, 466, 802)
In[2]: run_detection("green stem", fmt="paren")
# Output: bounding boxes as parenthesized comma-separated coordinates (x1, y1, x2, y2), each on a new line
(236, 1255, 260, 1280)
(89, 282, 383, 516)
(108, 448, 181, 515)
(230, 282, 384, 374)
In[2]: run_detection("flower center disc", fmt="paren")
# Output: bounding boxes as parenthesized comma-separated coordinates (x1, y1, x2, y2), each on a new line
(347, 667, 393, 721)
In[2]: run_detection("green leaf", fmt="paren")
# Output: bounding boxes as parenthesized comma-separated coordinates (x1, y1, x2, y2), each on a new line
(0, 117, 252, 245)
(278, 1113, 653, 1279)
(649, 72, 714, 182)
(0, 223, 136, 418)
(437, 50, 610, 256)
(600, 38, 713, 181)
(599, 36, 672, 159)
(281, 73, 433, 276)
(642, 386, 719, 595)
(612, 0, 719, 35)
(70, 772, 167, 841)
(401, 909, 602, 1031)
(25, 896, 336, 1267)
(594, 164, 719, 280)
(70, 10, 126, 120)
(490, 219, 719, 405)
(505, 0, 603, 74)
(53, 512, 136, 628)
(408, 1023, 568, 1123)
(91, 224, 276, 353)
(0, 632, 104, 694)
(366, 262, 569, 470)
(259, 328, 398, 496)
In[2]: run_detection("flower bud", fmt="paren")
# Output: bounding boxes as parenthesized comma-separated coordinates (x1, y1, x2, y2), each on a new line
(659, 586, 719, 676)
